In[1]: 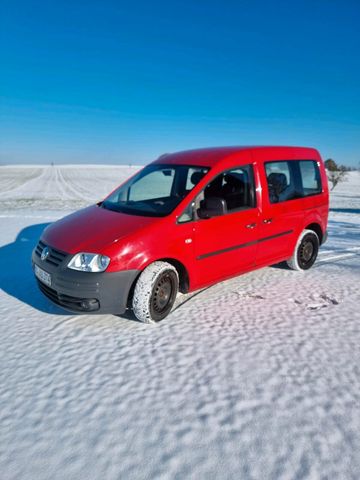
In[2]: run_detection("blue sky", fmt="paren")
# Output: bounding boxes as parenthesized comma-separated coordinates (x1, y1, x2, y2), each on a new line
(1, 0, 359, 166)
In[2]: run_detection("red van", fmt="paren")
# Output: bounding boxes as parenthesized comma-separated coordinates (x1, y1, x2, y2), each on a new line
(32, 146, 329, 322)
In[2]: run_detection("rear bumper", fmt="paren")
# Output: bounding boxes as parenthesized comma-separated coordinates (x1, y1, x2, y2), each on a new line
(322, 229, 328, 245)
(32, 248, 139, 314)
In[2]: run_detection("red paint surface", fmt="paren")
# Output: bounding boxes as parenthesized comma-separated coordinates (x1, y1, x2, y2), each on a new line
(41, 146, 329, 291)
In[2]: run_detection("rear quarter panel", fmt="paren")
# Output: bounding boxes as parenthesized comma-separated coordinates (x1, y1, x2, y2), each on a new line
(302, 153, 329, 239)
(252, 147, 329, 265)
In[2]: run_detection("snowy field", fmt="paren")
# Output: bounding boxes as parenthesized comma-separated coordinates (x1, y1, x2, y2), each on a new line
(0, 166, 359, 479)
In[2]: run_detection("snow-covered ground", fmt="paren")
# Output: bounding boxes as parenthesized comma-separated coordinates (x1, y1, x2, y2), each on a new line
(0, 165, 140, 211)
(0, 166, 359, 479)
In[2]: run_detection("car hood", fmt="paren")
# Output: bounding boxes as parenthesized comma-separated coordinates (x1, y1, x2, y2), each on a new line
(41, 205, 159, 254)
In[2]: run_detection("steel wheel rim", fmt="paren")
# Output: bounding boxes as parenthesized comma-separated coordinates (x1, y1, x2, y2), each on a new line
(300, 240, 314, 263)
(152, 274, 174, 314)
(298, 235, 318, 269)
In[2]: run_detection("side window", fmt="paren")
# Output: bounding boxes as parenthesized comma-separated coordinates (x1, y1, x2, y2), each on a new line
(299, 161, 322, 196)
(178, 201, 195, 223)
(265, 161, 297, 203)
(185, 167, 208, 191)
(201, 165, 256, 213)
(177, 167, 209, 223)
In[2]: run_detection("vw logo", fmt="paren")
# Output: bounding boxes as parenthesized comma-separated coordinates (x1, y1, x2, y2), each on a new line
(41, 246, 50, 261)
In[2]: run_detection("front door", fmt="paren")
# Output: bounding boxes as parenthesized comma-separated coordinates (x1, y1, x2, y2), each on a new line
(192, 164, 260, 288)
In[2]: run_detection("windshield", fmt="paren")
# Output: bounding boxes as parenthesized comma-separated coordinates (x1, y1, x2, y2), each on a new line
(102, 164, 209, 217)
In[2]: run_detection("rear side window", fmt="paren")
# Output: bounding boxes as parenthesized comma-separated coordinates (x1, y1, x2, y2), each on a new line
(265, 160, 322, 203)
(299, 161, 322, 196)
(265, 161, 298, 203)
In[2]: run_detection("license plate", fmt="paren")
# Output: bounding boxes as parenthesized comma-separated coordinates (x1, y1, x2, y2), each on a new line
(35, 264, 52, 287)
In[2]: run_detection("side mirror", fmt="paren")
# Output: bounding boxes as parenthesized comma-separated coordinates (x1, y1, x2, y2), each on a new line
(197, 197, 227, 219)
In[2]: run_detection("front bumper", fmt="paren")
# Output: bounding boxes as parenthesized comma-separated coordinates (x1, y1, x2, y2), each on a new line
(32, 243, 139, 314)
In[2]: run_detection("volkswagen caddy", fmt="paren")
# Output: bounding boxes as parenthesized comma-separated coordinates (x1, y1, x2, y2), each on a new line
(32, 146, 329, 322)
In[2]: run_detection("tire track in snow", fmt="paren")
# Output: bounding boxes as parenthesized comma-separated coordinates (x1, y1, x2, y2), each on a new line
(317, 246, 360, 264)
(55, 167, 84, 201)
(317, 252, 360, 264)
(0, 168, 43, 194)
(0, 168, 46, 199)
(0, 166, 139, 209)
(60, 167, 134, 202)
(318, 246, 360, 256)
(59, 168, 101, 201)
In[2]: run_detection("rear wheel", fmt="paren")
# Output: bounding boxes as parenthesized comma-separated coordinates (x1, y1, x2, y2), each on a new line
(132, 261, 179, 323)
(287, 229, 319, 271)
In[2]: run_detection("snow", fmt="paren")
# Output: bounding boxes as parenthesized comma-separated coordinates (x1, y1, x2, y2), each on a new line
(0, 167, 359, 479)
(0, 165, 140, 210)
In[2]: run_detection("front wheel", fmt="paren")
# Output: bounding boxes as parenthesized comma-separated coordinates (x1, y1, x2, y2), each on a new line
(132, 261, 179, 323)
(287, 229, 319, 271)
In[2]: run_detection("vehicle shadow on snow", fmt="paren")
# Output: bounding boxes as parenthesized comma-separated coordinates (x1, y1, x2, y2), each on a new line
(270, 262, 289, 270)
(330, 207, 360, 214)
(0, 222, 141, 320)
(0, 223, 72, 315)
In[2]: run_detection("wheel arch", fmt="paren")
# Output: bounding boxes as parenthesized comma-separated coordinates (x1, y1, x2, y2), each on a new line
(304, 222, 324, 245)
(126, 257, 190, 307)
(156, 258, 190, 294)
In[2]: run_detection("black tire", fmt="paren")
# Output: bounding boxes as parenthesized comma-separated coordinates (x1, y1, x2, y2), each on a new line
(287, 229, 319, 271)
(132, 261, 179, 323)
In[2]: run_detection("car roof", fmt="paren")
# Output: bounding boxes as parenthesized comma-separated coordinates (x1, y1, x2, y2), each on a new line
(153, 146, 319, 167)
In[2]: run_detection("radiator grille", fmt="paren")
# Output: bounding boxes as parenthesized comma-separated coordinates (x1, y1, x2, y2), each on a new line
(34, 240, 67, 267)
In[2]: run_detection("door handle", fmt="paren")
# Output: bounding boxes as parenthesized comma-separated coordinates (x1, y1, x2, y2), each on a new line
(263, 218, 273, 224)
(246, 223, 257, 229)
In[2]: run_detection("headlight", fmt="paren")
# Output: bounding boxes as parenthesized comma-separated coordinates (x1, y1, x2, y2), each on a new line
(67, 253, 110, 272)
